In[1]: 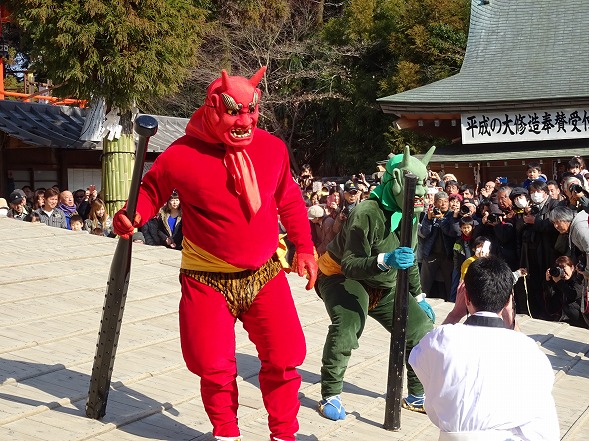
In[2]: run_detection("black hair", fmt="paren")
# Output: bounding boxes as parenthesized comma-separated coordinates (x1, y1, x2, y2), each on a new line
(460, 184, 475, 194)
(529, 179, 548, 193)
(472, 235, 491, 252)
(546, 179, 559, 187)
(70, 214, 83, 224)
(464, 256, 513, 313)
(568, 158, 581, 170)
(25, 211, 41, 222)
(527, 162, 542, 172)
(459, 215, 475, 227)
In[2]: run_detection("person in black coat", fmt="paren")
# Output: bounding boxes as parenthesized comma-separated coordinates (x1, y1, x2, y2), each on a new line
(544, 255, 588, 328)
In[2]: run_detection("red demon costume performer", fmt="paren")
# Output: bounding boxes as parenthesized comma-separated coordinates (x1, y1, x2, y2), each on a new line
(113, 67, 317, 441)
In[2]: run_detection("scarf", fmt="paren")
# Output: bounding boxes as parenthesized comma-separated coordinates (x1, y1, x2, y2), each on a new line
(58, 202, 77, 217)
(186, 107, 261, 219)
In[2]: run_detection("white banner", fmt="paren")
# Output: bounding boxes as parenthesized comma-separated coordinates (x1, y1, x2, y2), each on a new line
(461, 108, 589, 144)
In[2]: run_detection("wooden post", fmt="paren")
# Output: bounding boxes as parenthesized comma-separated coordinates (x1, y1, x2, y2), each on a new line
(0, 59, 4, 101)
(383, 172, 418, 431)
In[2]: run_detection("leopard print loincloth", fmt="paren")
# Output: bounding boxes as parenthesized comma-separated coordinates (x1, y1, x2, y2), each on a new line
(180, 258, 283, 317)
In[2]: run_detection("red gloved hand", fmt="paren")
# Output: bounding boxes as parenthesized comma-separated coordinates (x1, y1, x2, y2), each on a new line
(296, 252, 318, 290)
(112, 209, 142, 239)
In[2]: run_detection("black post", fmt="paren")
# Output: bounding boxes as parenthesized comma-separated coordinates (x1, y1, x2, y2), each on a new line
(383, 172, 418, 431)
(86, 115, 158, 419)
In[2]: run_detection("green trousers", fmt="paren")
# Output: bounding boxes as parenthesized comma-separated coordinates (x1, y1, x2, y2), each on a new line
(317, 273, 432, 399)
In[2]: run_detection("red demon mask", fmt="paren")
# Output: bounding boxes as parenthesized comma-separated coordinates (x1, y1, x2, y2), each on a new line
(185, 67, 268, 219)
(187, 67, 266, 149)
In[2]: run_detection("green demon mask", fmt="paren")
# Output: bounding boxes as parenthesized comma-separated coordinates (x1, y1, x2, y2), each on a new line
(371, 145, 436, 231)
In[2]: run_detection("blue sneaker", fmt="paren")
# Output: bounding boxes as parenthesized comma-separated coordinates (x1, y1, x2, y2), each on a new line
(402, 394, 426, 414)
(318, 395, 346, 420)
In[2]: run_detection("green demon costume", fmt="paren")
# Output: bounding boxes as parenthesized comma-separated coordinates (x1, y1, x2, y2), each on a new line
(316, 146, 436, 419)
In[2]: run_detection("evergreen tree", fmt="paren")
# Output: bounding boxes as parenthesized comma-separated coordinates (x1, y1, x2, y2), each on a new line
(4, 0, 207, 213)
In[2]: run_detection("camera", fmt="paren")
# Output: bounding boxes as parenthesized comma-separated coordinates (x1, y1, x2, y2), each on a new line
(341, 206, 351, 218)
(487, 213, 499, 223)
(549, 266, 564, 278)
(569, 183, 584, 194)
(432, 207, 441, 216)
(460, 205, 471, 215)
(498, 177, 508, 184)
(529, 205, 540, 215)
(577, 261, 586, 272)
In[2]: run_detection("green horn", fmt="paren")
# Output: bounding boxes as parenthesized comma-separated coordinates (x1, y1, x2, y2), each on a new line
(401, 145, 411, 168)
(421, 145, 436, 166)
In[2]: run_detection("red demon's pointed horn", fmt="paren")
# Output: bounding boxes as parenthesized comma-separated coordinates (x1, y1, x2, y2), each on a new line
(249, 66, 267, 87)
(221, 69, 230, 90)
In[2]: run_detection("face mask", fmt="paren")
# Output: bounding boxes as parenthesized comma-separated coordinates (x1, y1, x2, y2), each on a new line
(0, 208, 7, 217)
(530, 192, 544, 204)
(514, 197, 528, 208)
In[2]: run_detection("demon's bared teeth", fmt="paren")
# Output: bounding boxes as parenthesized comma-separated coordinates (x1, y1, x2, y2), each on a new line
(231, 128, 252, 139)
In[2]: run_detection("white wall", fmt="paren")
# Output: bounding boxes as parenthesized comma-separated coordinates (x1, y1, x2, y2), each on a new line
(67, 168, 102, 192)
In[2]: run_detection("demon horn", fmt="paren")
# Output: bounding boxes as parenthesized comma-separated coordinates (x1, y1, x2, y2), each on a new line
(221, 69, 230, 90)
(421, 145, 436, 166)
(401, 145, 411, 169)
(249, 66, 267, 87)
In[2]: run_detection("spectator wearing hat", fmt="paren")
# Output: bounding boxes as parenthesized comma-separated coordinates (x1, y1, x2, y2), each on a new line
(0, 198, 8, 217)
(419, 191, 456, 300)
(132, 231, 146, 244)
(343, 180, 359, 212)
(7, 189, 30, 221)
(307, 204, 338, 256)
(441, 173, 458, 185)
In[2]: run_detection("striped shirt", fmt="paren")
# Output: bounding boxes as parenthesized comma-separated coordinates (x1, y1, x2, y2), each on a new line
(35, 207, 67, 229)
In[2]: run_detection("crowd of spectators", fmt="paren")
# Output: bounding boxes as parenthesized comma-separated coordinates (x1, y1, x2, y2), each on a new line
(4, 155, 589, 328)
(0, 184, 182, 250)
(298, 156, 589, 329)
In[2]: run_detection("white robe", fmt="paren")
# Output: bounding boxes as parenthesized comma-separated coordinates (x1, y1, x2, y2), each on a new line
(409, 316, 559, 441)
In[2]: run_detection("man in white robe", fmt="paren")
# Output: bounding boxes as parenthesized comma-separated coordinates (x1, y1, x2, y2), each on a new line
(409, 256, 559, 441)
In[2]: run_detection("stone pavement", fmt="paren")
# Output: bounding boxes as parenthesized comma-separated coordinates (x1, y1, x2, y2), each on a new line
(1, 217, 589, 440)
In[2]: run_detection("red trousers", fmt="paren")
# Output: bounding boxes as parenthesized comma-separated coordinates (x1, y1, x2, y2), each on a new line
(179, 271, 306, 441)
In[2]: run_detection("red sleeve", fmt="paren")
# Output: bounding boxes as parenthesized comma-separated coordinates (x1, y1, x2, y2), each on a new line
(134, 149, 176, 226)
(275, 149, 314, 255)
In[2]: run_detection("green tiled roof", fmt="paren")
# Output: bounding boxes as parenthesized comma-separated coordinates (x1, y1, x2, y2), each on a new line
(378, 0, 589, 114)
